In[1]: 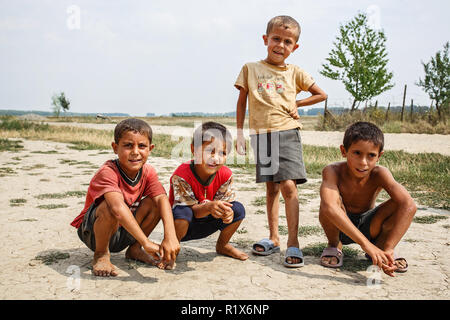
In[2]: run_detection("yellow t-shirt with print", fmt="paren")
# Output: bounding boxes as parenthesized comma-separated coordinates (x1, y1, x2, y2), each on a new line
(235, 60, 315, 134)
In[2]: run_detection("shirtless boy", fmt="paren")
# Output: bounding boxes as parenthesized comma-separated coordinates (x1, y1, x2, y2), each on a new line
(319, 121, 416, 276)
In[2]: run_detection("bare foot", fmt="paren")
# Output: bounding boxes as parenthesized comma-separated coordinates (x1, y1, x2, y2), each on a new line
(217, 243, 249, 260)
(125, 244, 159, 266)
(321, 256, 339, 266)
(93, 252, 118, 277)
(394, 258, 408, 272)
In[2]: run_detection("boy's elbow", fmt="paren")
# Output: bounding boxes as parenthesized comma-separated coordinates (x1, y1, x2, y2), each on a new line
(321, 93, 328, 102)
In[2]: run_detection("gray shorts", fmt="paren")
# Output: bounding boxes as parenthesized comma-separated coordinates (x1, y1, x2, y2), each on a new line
(250, 128, 307, 184)
(77, 202, 137, 253)
(339, 205, 380, 245)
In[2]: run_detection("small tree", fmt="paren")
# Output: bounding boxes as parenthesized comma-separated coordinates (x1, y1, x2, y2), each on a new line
(417, 42, 450, 123)
(320, 13, 394, 113)
(51, 92, 70, 117)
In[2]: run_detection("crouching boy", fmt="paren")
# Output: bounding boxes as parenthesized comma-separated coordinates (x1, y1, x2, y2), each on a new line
(168, 122, 248, 268)
(70, 118, 179, 276)
(319, 121, 416, 277)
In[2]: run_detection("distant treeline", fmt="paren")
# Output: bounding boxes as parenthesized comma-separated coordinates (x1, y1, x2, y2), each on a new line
(1, 106, 432, 118)
(0, 110, 130, 117)
(164, 106, 432, 117)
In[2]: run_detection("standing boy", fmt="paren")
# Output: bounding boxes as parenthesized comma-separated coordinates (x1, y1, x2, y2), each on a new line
(71, 118, 179, 276)
(319, 121, 416, 276)
(168, 122, 248, 269)
(234, 16, 327, 267)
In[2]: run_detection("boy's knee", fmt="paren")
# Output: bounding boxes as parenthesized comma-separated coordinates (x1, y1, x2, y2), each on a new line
(172, 205, 194, 223)
(231, 201, 245, 221)
(279, 180, 297, 198)
(96, 201, 117, 222)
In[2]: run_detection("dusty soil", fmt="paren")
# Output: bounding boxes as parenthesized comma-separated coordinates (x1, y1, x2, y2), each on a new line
(0, 134, 448, 300)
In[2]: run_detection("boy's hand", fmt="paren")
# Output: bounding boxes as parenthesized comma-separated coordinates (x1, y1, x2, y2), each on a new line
(289, 107, 300, 120)
(236, 134, 246, 155)
(363, 244, 397, 277)
(159, 235, 180, 266)
(142, 241, 162, 262)
(208, 201, 234, 223)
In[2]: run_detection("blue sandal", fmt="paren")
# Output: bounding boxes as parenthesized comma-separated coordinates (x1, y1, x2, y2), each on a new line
(252, 238, 280, 256)
(283, 247, 305, 268)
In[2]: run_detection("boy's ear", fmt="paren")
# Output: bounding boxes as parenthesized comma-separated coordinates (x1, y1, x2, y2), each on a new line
(292, 43, 300, 52)
(263, 34, 268, 45)
(149, 144, 155, 152)
(377, 150, 384, 160)
(339, 145, 347, 157)
(112, 142, 118, 154)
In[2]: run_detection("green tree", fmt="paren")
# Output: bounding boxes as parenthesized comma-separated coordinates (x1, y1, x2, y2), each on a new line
(320, 13, 394, 112)
(51, 92, 70, 117)
(417, 42, 450, 123)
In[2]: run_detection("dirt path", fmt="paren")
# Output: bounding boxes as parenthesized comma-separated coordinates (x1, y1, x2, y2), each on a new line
(43, 122, 450, 156)
(0, 139, 448, 300)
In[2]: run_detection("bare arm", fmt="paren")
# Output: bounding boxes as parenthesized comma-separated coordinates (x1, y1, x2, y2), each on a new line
(152, 194, 180, 263)
(290, 83, 327, 120)
(104, 192, 158, 253)
(296, 83, 327, 107)
(377, 167, 417, 250)
(236, 87, 248, 155)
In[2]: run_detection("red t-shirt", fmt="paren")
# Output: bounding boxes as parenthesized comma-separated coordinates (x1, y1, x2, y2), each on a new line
(70, 160, 166, 229)
(168, 160, 233, 207)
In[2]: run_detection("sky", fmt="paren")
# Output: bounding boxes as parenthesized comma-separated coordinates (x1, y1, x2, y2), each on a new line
(1, 0, 449, 116)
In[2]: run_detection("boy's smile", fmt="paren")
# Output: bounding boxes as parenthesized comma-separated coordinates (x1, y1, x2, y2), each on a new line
(263, 25, 299, 67)
(340, 140, 383, 179)
(112, 130, 154, 180)
(192, 138, 228, 183)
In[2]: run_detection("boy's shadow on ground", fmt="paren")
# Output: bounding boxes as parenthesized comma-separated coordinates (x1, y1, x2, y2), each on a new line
(241, 246, 374, 287)
(35, 244, 218, 283)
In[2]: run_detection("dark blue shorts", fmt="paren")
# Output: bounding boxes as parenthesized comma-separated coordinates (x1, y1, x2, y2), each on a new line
(77, 202, 136, 253)
(172, 201, 245, 242)
(339, 205, 380, 245)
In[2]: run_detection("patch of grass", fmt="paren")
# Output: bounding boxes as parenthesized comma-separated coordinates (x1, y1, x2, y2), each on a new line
(59, 159, 94, 166)
(404, 238, 420, 243)
(0, 138, 24, 152)
(232, 238, 254, 249)
(31, 150, 59, 154)
(298, 225, 323, 236)
(34, 251, 70, 265)
(21, 163, 46, 171)
(254, 209, 265, 215)
(35, 190, 86, 200)
(37, 204, 69, 209)
(236, 227, 248, 234)
(10, 198, 27, 206)
(413, 215, 448, 224)
(239, 186, 258, 191)
(19, 218, 38, 222)
(251, 196, 266, 206)
(278, 225, 288, 235)
(0, 167, 16, 177)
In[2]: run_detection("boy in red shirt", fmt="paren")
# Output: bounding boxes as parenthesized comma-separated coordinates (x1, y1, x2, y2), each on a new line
(168, 122, 248, 269)
(71, 118, 179, 276)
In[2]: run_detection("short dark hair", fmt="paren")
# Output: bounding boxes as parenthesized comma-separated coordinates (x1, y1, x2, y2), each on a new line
(343, 121, 384, 152)
(192, 121, 233, 153)
(266, 15, 301, 42)
(114, 118, 153, 144)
